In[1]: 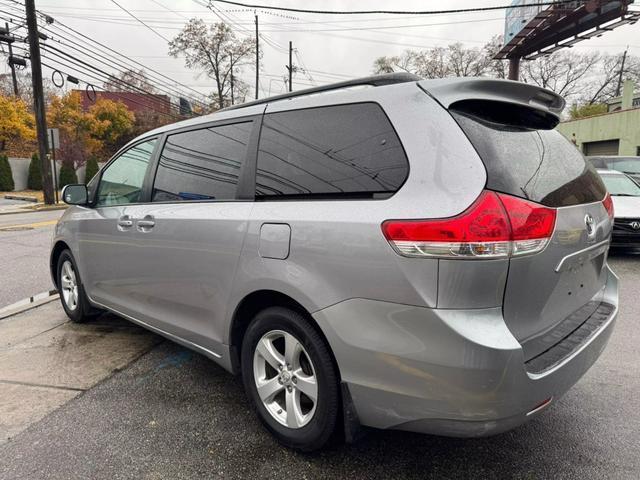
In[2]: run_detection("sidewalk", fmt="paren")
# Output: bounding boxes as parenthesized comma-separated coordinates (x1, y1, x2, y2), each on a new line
(0, 300, 161, 444)
(0, 202, 67, 216)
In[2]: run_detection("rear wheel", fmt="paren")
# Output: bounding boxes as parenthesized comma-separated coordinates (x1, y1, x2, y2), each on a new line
(56, 250, 95, 323)
(241, 307, 339, 451)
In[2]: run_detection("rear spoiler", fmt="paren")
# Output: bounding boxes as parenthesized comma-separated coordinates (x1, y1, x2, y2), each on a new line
(418, 78, 565, 121)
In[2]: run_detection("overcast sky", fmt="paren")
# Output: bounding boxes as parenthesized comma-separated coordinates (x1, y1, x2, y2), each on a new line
(3, 0, 640, 102)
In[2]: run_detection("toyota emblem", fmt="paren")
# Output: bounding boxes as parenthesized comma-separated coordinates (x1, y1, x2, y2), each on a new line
(585, 214, 595, 237)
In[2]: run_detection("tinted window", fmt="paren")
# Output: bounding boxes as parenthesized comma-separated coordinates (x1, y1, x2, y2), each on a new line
(452, 111, 606, 207)
(152, 122, 253, 202)
(96, 139, 156, 207)
(255, 103, 408, 199)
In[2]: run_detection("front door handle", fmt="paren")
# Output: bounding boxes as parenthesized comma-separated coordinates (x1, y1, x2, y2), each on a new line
(117, 215, 133, 230)
(137, 215, 155, 232)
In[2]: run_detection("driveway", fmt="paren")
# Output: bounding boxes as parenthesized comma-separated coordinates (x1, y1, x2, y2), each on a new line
(0, 253, 638, 479)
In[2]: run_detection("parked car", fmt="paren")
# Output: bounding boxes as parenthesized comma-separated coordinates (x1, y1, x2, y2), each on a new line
(52, 73, 618, 451)
(588, 155, 640, 184)
(597, 169, 640, 249)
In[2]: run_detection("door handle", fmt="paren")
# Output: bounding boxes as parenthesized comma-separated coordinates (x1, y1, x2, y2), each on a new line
(137, 215, 155, 231)
(117, 215, 133, 230)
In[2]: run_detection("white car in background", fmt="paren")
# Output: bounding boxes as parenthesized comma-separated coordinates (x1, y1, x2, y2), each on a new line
(597, 169, 640, 249)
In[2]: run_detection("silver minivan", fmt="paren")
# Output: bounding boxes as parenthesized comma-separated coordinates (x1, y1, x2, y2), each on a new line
(52, 73, 618, 451)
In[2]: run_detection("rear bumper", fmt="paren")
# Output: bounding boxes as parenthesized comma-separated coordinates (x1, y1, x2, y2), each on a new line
(313, 266, 618, 437)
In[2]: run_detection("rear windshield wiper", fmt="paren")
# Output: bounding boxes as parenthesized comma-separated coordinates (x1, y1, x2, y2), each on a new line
(612, 193, 640, 197)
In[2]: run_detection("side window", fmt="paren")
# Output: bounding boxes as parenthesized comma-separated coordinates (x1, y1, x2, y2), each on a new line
(255, 103, 408, 199)
(152, 121, 253, 202)
(96, 139, 156, 207)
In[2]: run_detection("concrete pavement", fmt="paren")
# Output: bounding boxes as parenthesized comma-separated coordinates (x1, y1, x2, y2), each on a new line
(0, 300, 161, 444)
(0, 209, 63, 308)
(0, 254, 638, 479)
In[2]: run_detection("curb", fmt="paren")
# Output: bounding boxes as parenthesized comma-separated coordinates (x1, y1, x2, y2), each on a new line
(0, 205, 67, 216)
(3, 194, 38, 203)
(0, 290, 59, 320)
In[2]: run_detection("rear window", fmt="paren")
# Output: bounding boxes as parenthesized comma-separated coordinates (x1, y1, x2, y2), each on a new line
(255, 103, 408, 200)
(451, 110, 606, 207)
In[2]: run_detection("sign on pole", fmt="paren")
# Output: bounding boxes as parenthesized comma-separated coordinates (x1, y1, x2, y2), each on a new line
(47, 128, 59, 150)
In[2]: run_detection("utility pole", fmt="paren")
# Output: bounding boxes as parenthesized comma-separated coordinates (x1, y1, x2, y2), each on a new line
(615, 48, 628, 97)
(230, 53, 234, 105)
(287, 41, 293, 92)
(254, 13, 259, 99)
(5, 23, 19, 96)
(508, 57, 520, 81)
(25, 0, 54, 204)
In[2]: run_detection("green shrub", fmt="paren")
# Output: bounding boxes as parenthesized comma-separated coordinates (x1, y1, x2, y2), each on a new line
(0, 154, 14, 191)
(27, 153, 43, 190)
(85, 156, 99, 183)
(58, 161, 78, 188)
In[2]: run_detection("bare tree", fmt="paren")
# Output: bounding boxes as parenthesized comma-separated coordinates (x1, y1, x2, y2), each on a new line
(373, 43, 492, 79)
(583, 52, 640, 104)
(103, 69, 156, 93)
(169, 20, 257, 109)
(372, 38, 639, 114)
(520, 51, 601, 99)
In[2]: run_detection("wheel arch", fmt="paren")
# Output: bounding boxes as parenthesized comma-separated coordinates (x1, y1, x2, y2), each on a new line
(50, 240, 71, 289)
(228, 289, 340, 379)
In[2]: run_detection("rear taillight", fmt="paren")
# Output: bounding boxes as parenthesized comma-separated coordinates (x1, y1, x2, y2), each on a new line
(381, 190, 556, 259)
(603, 193, 614, 221)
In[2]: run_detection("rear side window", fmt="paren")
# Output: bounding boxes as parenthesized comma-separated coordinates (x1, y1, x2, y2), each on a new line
(255, 103, 408, 199)
(452, 110, 606, 207)
(152, 122, 253, 202)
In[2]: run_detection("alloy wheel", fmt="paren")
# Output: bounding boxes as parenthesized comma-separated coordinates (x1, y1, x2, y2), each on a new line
(60, 260, 79, 311)
(253, 329, 318, 429)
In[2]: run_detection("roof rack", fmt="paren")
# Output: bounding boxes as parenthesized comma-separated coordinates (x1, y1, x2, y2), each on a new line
(221, 72, 421, 112)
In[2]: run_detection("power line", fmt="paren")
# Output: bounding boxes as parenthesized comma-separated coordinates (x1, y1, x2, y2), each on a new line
(209, 0, 576, 15)
(37, 15, 210, 105)
(41, 23, 209, 107)
(109, 0, 171, 42)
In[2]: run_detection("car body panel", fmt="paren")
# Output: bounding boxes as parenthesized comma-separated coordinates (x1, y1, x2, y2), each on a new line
(313, 266, 617, 435)
(502, 201, 611, 352)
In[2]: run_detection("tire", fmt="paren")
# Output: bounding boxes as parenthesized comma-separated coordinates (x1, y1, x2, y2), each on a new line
(56, 249, 95, 323)
(241, 306, 340, 452)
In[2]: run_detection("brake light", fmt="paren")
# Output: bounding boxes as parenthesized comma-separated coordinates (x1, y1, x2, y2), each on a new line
(496, 193, 557, 256)
(603, 193, 614, 221)
(381, 190, 556, 259)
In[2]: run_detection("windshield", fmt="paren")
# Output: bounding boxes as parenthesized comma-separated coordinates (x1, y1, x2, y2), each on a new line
(600, 174, 640, 196)
(611, 159, 640, 174)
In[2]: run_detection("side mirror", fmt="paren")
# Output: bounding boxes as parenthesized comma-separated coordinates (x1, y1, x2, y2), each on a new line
(62, 184, 88, 205)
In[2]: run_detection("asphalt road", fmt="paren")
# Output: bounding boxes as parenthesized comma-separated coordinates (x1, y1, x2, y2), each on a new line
(0, 210, 64, 308)
(0, 253, 638, 479)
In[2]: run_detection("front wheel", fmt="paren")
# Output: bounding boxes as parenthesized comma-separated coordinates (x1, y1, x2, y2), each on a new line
(56, 249, 95, 323)
(241, 307, 340, 451)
